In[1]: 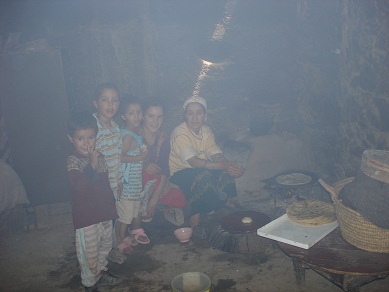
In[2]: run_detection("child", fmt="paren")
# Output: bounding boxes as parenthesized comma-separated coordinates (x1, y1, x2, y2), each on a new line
(67, 111, 122, 291)
(116, 95, 150, 252)
(92, 83, 126, 263)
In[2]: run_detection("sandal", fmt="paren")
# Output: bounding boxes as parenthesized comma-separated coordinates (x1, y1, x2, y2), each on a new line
(131, 228, 150, 244)
(117, 242, 133, 254)
(122, 236, 138, 247)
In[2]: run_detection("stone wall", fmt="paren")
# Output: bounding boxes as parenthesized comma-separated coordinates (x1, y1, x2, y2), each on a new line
(1, 0, 389, 181)
(337, 0, 389, 177)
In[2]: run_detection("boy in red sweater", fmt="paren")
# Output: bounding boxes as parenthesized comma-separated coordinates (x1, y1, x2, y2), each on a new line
(67, 111, 122, 291)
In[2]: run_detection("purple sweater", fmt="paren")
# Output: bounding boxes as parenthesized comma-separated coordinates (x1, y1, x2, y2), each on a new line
(145, 130, 170, 177)
(67, 153, 118, 229)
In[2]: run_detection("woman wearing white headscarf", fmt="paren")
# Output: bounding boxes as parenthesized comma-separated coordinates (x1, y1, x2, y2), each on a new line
(169, 96, 244, 238)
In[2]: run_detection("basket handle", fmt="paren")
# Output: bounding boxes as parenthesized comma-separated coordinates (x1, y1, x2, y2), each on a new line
(333, 177, 354, 192)
(318, 177, 354, 203)
(318, 179, 337, 202)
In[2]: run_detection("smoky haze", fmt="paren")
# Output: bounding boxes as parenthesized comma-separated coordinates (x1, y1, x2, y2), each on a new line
(1, 0, 388, 203)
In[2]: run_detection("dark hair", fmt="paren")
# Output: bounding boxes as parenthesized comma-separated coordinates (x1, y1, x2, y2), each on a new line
(67, 110, 98, 136)
(141, 96, 166, 113)
(93, 82, 120, 101)
(119, 94, 141, 115)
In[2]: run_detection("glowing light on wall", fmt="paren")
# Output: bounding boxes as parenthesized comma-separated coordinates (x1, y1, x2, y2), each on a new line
(212, 0, 237, 40)
(192, 59, 213, 97)
(192, 0, 238, 97)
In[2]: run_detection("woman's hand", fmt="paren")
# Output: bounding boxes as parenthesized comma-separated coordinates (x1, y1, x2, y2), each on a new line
(225, 162, 244, 178)
(144, 162, 162, 176)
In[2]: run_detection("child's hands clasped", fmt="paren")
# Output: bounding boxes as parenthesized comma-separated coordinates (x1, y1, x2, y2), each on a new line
(138, 144, 148, 161)
(88, 145, 100, 170)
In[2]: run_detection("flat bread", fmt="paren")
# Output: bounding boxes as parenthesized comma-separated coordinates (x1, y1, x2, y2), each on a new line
(276, 173, 312, 186)
(241, 217, 252, 224)
(286, 200, 336, 226)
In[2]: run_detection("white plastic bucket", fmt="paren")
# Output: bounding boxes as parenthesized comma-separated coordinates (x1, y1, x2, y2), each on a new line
(171, 272, 211, 292)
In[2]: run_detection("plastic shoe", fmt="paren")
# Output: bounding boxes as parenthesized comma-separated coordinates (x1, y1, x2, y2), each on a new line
(96, 271, 123, 287)
(117, 242, 133, 254)
(131, 228, 150, 244)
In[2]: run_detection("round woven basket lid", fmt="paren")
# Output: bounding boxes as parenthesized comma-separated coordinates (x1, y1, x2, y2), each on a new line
(361, 150, 389, 184)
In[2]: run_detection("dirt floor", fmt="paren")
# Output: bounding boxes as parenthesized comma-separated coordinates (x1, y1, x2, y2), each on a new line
(1, 206, 389, 292)
(1, 136, 389, 291)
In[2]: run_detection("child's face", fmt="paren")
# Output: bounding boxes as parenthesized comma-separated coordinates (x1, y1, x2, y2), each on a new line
(93, 88, 120, 123)
(68, 128, 97, 157)
(121, 103, 143, 129)
(143, 106, 164, 134)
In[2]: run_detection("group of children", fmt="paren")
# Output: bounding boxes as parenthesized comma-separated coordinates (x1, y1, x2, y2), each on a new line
(67, 83, 152, 291)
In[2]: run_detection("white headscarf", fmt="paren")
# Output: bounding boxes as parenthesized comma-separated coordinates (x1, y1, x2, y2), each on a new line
(183, 96, 207, 111)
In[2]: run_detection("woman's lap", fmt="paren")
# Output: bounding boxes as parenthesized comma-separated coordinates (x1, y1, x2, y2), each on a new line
(142, 171, 186, 208)
(159, 187, 186, 208)
(170, 168, 237, 215)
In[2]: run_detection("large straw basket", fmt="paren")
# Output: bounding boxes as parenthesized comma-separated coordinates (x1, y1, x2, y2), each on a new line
(319, 177, 389, 253)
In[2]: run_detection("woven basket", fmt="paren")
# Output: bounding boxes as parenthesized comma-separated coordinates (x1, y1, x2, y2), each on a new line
(319, 177, 389, 253)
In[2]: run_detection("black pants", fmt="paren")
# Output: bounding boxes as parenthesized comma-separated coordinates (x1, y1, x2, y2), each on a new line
(170, 168, 237, 216)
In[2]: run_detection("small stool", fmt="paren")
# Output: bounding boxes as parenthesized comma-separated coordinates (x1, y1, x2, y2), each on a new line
(278, 228, 389, 291)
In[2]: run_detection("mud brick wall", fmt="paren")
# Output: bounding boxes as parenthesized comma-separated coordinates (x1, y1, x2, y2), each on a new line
(1, 0, 389, 182)
(336, 0, 389, 177)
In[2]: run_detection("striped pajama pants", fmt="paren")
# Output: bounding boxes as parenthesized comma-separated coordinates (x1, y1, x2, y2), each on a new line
(75, 220, 113, 287)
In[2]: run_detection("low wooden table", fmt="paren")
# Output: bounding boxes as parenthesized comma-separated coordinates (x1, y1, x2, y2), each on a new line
(278, 228, 389, 291)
